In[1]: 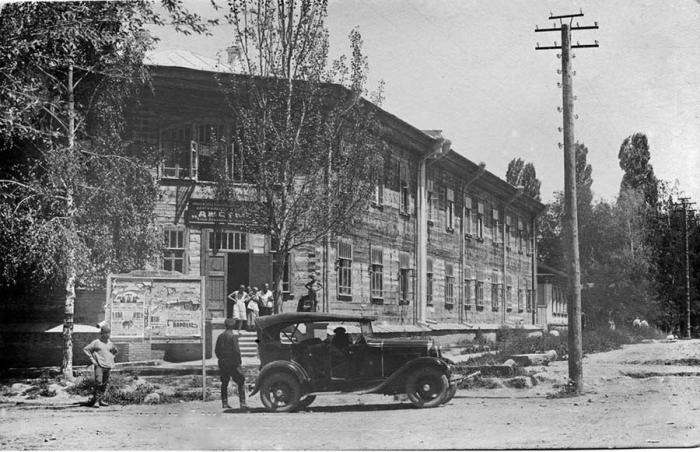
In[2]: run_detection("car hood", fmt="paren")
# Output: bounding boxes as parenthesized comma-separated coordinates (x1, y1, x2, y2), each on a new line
(366, 337, 434, 351)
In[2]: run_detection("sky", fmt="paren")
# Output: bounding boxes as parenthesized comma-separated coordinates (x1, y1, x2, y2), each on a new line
(150, 0, 700, 204)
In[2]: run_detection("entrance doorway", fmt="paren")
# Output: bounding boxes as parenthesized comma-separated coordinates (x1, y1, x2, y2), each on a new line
(226, 253, 249, 317)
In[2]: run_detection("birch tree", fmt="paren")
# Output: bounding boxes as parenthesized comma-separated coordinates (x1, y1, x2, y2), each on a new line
(0, 1, 207, 378)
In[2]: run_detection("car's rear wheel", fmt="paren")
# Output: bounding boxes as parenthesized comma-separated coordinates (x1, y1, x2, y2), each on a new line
(259, 372, 301, 412)
(297, 395, 316, 411)
(405, 367, 449, 408)
(441, 383, 457, 405)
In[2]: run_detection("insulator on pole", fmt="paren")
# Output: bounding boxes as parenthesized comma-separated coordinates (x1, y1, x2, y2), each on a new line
(558, 142, 563, 149)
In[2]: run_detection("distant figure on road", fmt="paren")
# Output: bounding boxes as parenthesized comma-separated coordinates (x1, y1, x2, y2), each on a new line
(640, 319, 649, 328)
(83, 324, 119, 407)
(633, 317, 642, 328)
(608, 319, 616, 331)
(215, 318, 248, 412)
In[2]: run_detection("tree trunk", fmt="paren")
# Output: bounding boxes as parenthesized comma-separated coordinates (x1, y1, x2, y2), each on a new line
(61, 63, 76, 380)
(272, 249, 286, 314)
(61, 241, 76, 380)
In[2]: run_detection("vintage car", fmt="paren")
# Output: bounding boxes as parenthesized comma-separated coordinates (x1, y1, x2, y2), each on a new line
(249, 312, 461, 412)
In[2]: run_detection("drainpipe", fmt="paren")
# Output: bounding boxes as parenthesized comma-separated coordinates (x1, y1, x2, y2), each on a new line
(531, 216, 538, 325)
(459, 163, 487, 325)
(415, 137, 451, 325)
(503, 187, 524, 325)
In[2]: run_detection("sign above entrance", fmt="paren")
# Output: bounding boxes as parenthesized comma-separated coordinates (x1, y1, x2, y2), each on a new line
(185, 199, 251, 225)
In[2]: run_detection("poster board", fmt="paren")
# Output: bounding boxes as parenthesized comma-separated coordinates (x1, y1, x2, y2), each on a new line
(107, 272, 205, 339)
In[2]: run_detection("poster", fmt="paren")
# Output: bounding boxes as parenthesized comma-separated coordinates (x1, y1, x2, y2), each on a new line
(108, 275, 202, 339)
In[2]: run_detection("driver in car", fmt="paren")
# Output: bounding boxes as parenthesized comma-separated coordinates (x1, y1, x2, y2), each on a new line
(331, 326, 350, 350)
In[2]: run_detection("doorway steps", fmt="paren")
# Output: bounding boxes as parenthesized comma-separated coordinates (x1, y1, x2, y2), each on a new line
(238, 330, 258, 358)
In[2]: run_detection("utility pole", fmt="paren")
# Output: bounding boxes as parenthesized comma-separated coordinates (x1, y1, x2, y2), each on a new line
(679, 198, 696, 338)
(536, 11, 598, 394)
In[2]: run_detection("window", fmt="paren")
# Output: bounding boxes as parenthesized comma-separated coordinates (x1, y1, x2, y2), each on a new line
(426, 257, 434, 306)
(209, 231, 247, 252)
(491, 271, 502, 311)
(337, 240, 352, 299)
(161, 126, 194, 179)
(446, 188, 455, 232)
(163, 227, 186, 273)
(505, 215, 512, 250)
(518, 286, 525, 312)
(161, 123, 234, 181)
(492, 207, 501, 244)
(464, 195, 473, 236)
(398, 252, 412, 305)
(196, 123, 226, 181)
(506, 275, 513, 311)
(399, 161, 409, 215)
(370, 246, 384, 303)
(282, 255, 291, 296)
(476, 269, 485, 309)
(518, 218, 524, 253)
(372, 157, 384, 206)
(476, 201, 484, 240)
(445, 263, 455, 308)
(464, 266, 475, 310)
(527, 288, 535, 312)
(427, 179, 435, 225)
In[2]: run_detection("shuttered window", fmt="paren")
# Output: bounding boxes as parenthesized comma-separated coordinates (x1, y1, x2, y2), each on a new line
(337, 240, 353, 298)
(426, 257, 434, 306)
(476, 268, 485, 308)
(492, 207, 501, 244)
(398, 252, 412, 305)
(464, 195, 473, 236)
(399, 161, 410, 215)
(445, 263, 455, 308)
(491, 270, 502, 311)
(446, 188, 455, 232)
(476, 201, 484, 239)
(370, 246, 384, 302)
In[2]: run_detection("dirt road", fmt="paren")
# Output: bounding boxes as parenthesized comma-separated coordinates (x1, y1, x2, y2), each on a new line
(1, 339, 699, 450)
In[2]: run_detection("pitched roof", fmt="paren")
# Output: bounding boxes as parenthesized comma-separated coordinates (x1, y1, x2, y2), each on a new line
(145, 49, 234, 73)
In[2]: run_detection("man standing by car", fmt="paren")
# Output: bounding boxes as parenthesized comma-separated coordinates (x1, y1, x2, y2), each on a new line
(216, 318, 248, 412)
(83, 324, 119, 407)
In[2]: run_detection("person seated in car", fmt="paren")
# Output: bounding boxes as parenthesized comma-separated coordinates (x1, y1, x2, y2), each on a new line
(331, 326, 350, 350)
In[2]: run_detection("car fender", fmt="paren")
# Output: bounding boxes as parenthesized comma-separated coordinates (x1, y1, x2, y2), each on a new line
(359, 356, 450, 395)
(249, 360, 311, 397)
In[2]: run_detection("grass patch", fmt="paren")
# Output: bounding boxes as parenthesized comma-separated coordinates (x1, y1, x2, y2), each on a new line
(457, 325, 668, 363)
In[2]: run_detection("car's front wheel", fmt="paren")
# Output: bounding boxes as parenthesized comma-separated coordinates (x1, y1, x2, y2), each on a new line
(259, 372, 301, 412)
(405, 367, 449, 408)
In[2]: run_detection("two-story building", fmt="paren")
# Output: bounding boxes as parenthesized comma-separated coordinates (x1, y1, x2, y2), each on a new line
(132, 51, 546, 344)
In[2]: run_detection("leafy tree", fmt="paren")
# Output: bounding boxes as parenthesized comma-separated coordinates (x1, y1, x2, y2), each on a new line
(618, 132, 658, 208)
(505, 158, 541, 200)
(0, 1, 207, 378)
(216, 0, 383, 313)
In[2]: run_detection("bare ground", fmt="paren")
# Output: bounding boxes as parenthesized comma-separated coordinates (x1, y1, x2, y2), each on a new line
(1, 339, 699, 450)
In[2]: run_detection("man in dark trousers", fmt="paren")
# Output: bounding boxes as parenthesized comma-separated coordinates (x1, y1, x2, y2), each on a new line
(215, 318, 248, 411)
